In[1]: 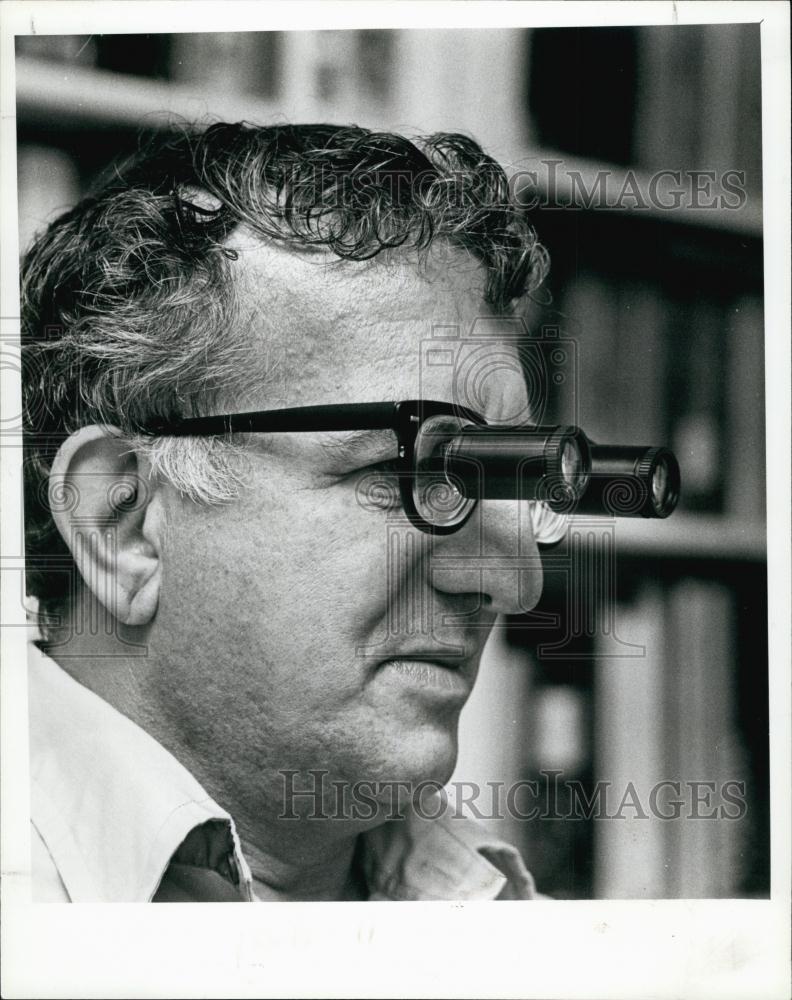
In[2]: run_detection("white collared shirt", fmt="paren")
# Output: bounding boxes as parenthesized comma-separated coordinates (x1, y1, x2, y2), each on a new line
(28, 642, 540, 902)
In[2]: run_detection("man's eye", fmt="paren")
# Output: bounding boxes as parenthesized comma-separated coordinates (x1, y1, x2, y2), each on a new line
(354, 459, 403, 512)
(363, 458, 401, 476)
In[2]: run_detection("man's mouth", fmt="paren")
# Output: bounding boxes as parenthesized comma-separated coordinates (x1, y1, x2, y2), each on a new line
(376, 654, 475, 697)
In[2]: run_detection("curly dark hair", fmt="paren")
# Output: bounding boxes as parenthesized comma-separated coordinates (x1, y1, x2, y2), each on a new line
(21, 121, 549, 623)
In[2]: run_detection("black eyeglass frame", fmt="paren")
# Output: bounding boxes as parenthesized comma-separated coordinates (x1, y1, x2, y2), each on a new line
(144, 399, 486, 535)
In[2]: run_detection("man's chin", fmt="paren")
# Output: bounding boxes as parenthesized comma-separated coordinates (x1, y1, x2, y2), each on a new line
(367, 726, 460, 814)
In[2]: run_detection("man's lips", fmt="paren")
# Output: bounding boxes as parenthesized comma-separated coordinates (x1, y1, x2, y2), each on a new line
(375, 651, 479, 696)
(377, 647, 477, 670)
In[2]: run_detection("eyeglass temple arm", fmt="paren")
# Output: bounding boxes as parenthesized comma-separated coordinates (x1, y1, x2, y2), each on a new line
(143, 402, 400, 437)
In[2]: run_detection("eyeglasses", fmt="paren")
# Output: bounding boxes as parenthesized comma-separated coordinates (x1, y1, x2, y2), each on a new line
(143, 399, 588, 543)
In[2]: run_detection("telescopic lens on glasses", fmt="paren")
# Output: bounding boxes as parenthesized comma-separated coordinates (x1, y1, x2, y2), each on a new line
(438, 424, 680, 518)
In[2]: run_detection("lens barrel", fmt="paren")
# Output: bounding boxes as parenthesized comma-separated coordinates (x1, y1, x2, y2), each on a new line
(575, 444, 681, 517)
(443, 425, 591, 509)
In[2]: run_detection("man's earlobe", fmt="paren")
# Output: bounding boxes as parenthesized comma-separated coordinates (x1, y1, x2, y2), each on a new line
(49, 425, 162, 626)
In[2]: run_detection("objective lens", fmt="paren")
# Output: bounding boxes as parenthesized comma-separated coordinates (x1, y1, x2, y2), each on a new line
(561, 440, 581, 485)
(652, 459, 669, 508)
(576, 444, 681, 517)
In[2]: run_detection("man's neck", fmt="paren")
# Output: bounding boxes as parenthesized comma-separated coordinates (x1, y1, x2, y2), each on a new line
(243, 836, 367, 901)
(43, 593, 371, 902)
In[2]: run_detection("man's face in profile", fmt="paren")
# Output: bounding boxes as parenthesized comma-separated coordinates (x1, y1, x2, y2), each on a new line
(143, 237, 543, 817)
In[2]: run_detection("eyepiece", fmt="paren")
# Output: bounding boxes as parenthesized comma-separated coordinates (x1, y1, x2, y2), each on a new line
(575, 444, 681, 518)
(443, 425, 591, 509)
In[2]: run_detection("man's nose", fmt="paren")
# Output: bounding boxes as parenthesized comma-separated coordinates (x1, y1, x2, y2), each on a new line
(430, 499, 544, 616)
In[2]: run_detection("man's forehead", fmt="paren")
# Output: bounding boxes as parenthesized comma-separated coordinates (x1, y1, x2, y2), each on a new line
(230, 235, 524, 412)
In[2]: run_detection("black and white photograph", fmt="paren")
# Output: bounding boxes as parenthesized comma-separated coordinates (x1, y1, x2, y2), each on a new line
(1, 2, 789, 998)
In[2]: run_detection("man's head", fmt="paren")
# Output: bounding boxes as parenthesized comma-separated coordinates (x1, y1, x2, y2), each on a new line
(22, 123, 548, 820)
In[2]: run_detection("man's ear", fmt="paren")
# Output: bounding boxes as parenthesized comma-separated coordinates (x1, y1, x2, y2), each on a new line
(48, 425, 162, 627)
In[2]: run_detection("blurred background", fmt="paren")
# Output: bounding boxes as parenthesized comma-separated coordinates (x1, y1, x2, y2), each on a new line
(15, 24, 767, 898)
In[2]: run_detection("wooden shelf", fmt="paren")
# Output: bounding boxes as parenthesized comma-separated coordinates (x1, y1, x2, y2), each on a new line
(512, 150, 763, 238)
(15, 57, 763, 238)
(15, 57, 287, 132)
(570, 514, 766, 562)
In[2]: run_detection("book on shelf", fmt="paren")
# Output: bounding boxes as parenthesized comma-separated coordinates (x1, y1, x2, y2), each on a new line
(612, 278, 668, 445)
(665, 577, 748, 898)
(632, 23, 762, 192)
(724, 295, 765, 520)
(526, 27, 638, 166)
(565, 275, 763, 521)
(93, 33, 172, 80)
(698, 25, 746, 187)
(276, 30, 394, 124)
(698, 23, 762, 197)
(593, 577, 749, 898)
(275, 28, 528, 150)
(632, 25, 702, 171)
(698, 22, 762, 197)
(522, 676, 595, 900)
(560, 268, 741, 518)
(393, 29, 529, 155)
(353, 30, 395, 106)
(530, 683, 588, 775)
(667, 294, 726, 513)
(592, 582, 667, 899)
(736, 25, 763, 197)
(169, 32, 281, 97)
(556, 271, 622, 440)
(558, 272, 670, 447)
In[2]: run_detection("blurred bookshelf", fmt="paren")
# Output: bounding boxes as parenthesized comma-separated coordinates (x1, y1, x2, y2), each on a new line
(510, 24, 767, 901)
(14, 25, 768, 899)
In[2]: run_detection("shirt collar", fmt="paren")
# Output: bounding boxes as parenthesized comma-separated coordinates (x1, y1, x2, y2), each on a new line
(29, 643, 536, 902)
(361, 796, 536, 900)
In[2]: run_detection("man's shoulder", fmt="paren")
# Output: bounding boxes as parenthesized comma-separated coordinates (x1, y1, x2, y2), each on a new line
(27, 642, 242, 902)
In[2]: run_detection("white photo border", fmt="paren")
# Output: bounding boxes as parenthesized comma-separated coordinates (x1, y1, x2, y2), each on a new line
(1, 3, 789, 998)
